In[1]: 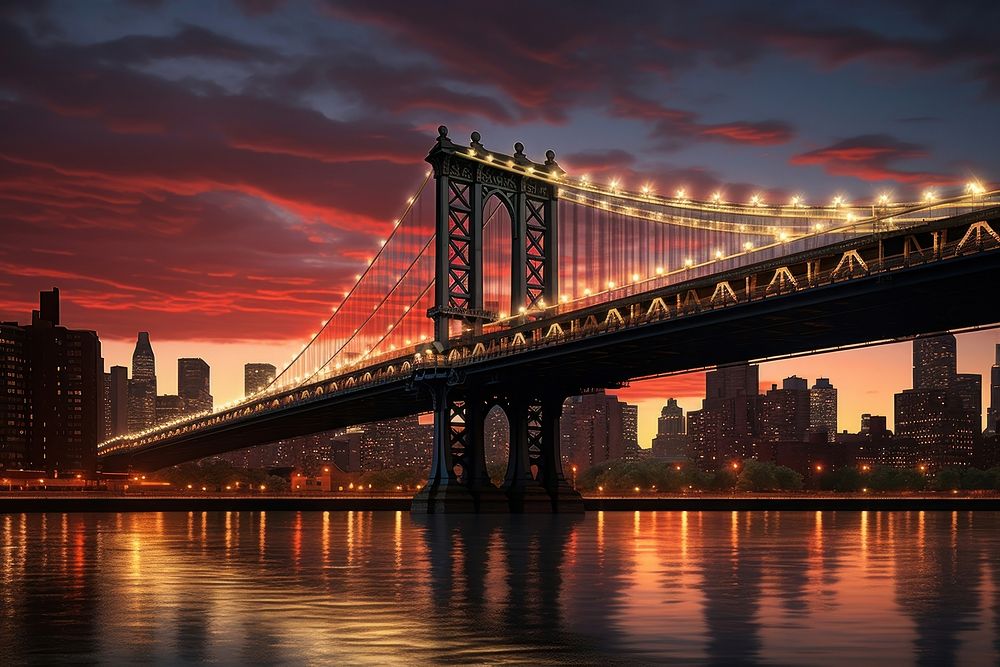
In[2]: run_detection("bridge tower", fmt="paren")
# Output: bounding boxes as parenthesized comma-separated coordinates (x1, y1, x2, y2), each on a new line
(414, 127, 581, 513)
(424, 125, 561, 342)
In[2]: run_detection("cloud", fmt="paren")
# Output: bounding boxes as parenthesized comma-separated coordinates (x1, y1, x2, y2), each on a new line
(611, 93, 794, 148)
(612, 372, 707, 402)
(790, 134, 953, 185)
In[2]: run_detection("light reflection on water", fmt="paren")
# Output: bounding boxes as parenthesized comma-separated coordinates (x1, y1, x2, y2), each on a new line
(1, 510, 999, 665)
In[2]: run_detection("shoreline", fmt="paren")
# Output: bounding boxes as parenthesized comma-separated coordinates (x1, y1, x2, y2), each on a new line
(3, 494, 1000, 513)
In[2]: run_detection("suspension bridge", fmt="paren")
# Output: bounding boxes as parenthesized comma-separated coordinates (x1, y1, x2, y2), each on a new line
(98, 126, 1000, 512)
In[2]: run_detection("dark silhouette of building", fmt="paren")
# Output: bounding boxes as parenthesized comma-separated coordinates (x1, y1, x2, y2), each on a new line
(108, 365, 129, 437)
(331, 428, 362, 472)
(760, 376, 811, 443)
(651, 398, 688, 461)
(837, 414, 899, 467)
(102, 372, 112, 441)
(687, 363, 760, 468)
(127, 332, 156, 433)
(178, 358, 212, 415)
(244, 363, 276, 396)
(987, 345, 1000, 436)
(809, 377, 837, 442)
(0, 323, 29, 469)
(895, 334, 978, 469)
(155, 394, 184, 424)
(0, 289, 102, 474)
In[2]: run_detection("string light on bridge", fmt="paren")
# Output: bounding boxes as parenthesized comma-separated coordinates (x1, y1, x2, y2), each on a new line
(966, 181, 985, 196)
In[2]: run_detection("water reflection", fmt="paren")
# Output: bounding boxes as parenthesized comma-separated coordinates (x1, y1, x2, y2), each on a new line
(0, 511, 998, 664)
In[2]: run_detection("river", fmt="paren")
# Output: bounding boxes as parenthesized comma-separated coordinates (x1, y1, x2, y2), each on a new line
(1, 510, 998, 664)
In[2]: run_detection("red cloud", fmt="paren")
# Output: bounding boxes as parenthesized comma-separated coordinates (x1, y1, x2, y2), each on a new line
(791, 135, 954, 185)
(611, 373, 707, 402)
(611, 93, 794, 148)
(700, 121, 793, 145)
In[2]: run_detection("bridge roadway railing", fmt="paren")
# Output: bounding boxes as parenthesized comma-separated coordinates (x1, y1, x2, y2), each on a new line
(539, 192, 1000, 317)
(97, 351, 425, 455)
(436, 210, 1000, 368)
(99, 208, 1000, 456)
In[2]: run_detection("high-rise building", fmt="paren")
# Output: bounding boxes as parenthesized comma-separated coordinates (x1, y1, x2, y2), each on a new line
(359, 416, 431, 470)
(913, 334, 957, 390)
(687, 363, 760, 467)
(895, 336, 978, 469)
(0, 289, 102, 474)
(332, 428, 363, 472)
(0, 323, 29, 469)
(244, 363, 277, 396)
(127, 332, 156, 433)
(651, 398, 688, 461)
(809, 378, 838, 442)
(560, 391, 633, 469)
(622, 403, 639, 459)
(988, 345, 1000, 435)
(108, 365, 129, 437)
(955, 373, 982, 421)
(102, 372, 112, 441)
(759, 376, 811, 443)
(178, 358, 212, 414)
(155, 394, 185, 424)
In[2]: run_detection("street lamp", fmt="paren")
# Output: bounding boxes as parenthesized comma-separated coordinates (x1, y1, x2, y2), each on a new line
(571, 465, 578, 490)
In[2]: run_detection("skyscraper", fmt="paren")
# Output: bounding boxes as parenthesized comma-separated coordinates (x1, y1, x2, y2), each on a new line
(0, 322, 29, 469)
(244, 363, 277, 396)
(127, 332, 156, 433)
(760, 376, 811, 443)
(1, 289, 102, 474)
(108, 365, 129, 437)
(560, 391, 633, 469)
(178, 358, 212, 414)
(651, 398, 688, 461)
(809, 378, 838, 442)
(622, 403, 639, 459)
(687, 363, 760, 467)
(102, 372, 112, 441)
(988, 345, 1000, 435)
(913, 334, 957, 389)
(895, 335, 978, 469)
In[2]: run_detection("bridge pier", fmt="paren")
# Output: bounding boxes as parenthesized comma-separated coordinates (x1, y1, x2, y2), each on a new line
(411, 378, 583, 513)
(411, 380, 508, 514)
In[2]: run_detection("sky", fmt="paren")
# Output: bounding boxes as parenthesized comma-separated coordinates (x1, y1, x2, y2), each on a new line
(1, 0, 998, 446)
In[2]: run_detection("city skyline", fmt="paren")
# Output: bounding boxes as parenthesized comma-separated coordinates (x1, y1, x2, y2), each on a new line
(96, 324, 999, 446)
(2, 1, 1000, 454)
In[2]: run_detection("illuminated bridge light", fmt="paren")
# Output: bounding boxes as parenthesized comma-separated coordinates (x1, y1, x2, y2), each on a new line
(923, 189, 937, 202)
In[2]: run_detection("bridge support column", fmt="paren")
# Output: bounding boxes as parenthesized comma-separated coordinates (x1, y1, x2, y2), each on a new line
(412, 380, 507, 514)
(502, 395, 559, 512)
(537, 394, 584, 513)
